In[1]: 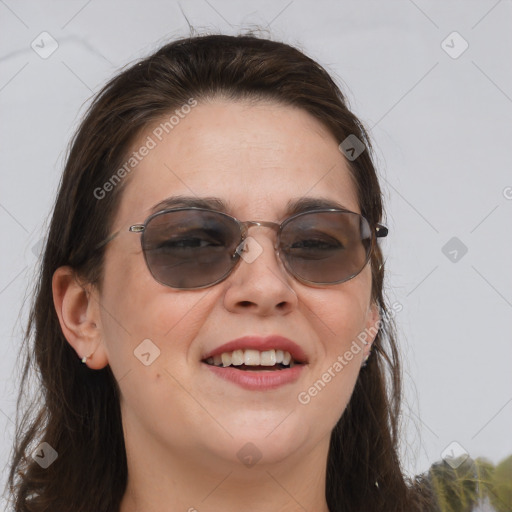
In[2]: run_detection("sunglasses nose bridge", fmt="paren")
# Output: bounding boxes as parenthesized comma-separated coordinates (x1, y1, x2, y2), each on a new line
(238, 220, 281, 249)
(232, 220, 291, 285)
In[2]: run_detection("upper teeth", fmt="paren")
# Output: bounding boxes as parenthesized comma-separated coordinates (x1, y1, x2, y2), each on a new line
(205, 349, 295, 367)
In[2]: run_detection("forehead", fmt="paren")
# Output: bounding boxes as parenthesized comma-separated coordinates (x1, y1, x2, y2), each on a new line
(114, 99, 359, 226)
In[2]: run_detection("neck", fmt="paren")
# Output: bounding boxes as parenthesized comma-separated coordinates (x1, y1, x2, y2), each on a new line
(119, 427, 331, 512)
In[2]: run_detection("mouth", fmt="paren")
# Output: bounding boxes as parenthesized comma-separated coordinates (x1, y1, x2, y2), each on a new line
(201, 335, 308, 390)
(202, 349, 304, 371)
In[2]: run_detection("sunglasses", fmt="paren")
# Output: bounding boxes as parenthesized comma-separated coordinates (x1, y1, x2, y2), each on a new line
(120, 206, 388, 290)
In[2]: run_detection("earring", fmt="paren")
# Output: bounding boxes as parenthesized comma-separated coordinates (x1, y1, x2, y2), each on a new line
(362, 351, 371, 368)
(81, 353, 93, 364)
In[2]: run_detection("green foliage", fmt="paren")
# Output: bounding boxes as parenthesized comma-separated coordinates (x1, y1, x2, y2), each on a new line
(429, 454, 512, 512)
(489, 455, 512, 512)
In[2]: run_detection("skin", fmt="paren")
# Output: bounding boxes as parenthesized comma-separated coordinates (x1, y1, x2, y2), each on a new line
(53, 99, 380, 512)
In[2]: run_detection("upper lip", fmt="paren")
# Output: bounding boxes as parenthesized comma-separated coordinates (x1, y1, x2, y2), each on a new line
(201, 335, 309, 364)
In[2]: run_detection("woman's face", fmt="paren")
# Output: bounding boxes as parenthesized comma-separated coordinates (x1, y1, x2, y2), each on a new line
(95, 99, 379, 472)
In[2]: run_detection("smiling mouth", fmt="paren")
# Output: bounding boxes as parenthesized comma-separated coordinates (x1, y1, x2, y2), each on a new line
(202, 349, 304, 371)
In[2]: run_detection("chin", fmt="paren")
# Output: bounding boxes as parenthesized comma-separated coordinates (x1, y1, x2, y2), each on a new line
(212, 437, 306, 471)
(212, 415, 311, 465)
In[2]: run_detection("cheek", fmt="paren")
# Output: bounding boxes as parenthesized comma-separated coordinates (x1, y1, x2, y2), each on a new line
(97, 261, 214, 438)
(307, 268, 373, 349)
(295, 271, 372, 424)
(308, 285, 369, 379)
(96, 255, 220, 452)
(98, 246, 207, 374)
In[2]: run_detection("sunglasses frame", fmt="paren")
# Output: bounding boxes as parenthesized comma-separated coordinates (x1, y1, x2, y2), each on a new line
(127, 206, 388, 290)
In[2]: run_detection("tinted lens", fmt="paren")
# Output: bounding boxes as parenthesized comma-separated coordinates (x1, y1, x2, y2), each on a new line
(140, 209, 374, 289)
(279, 211, 372, 284)
(142, 209, 241, 288)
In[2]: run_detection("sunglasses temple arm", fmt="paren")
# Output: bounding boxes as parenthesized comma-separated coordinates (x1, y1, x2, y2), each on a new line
(375, 224, 388, 238)
(93, 229, 122, 251)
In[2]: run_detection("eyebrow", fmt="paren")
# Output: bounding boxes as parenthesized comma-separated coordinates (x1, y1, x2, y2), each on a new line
(148, 195, 353, 219)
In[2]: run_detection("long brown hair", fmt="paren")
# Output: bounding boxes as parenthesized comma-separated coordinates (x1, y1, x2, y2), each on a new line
(7, 33, 437, 511)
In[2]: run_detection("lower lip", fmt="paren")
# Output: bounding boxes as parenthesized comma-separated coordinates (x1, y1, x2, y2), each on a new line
(203, 363, 306, 391)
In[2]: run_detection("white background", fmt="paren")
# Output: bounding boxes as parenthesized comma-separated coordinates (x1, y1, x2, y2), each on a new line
(1, 0, 511, 503)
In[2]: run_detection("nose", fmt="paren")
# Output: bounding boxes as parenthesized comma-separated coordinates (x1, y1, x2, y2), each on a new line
(222, 228, 298, 316)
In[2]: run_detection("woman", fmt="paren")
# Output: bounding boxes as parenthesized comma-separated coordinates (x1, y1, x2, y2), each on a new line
(7, 33, 437, 511)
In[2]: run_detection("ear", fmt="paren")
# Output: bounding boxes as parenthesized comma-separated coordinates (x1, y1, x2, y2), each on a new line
(52, 266, 109, 369)
(362, 301, 381, 360)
